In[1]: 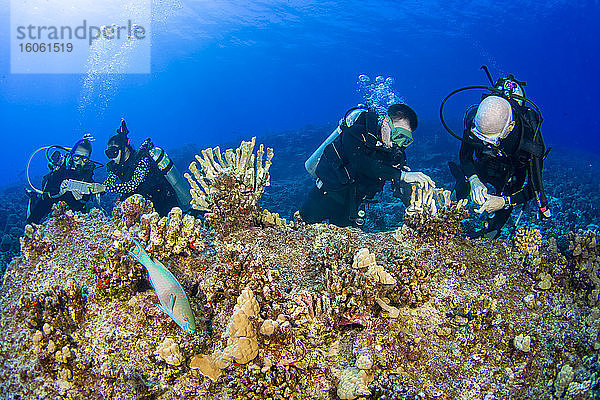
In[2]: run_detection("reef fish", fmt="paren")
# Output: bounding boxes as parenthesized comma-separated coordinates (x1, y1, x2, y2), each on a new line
(128, 239, 196, 333)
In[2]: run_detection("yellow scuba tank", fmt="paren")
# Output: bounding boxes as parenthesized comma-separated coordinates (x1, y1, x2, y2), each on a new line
(304, 106, 366, 178)
(149, 146, 192, 209)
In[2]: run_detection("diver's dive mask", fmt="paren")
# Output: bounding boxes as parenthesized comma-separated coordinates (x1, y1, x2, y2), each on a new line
(105, 145, 120, 159)
(389, 122, 413, 148)
(71, 154, 90, 165)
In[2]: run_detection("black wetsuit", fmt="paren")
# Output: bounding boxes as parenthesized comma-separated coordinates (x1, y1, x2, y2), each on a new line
(300, 111, 410, 227)
(104, 145, 178, 216)
(26, 163, 94, 224)
(452, 105, 548, 238)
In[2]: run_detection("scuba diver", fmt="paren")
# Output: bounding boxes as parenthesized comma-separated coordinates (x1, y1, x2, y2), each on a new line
(103, 119, 192, 216)
(441, 66, 551, 239)
(300, 104, 435, 228)
(26, 135, 103, 224)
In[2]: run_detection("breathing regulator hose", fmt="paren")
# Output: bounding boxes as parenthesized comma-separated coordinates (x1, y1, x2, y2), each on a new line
(26, 146, 53, 195)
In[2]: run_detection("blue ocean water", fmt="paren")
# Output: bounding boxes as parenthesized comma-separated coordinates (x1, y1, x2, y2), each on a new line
(1, 0, 599, 187)
(0, 0, 598, 250)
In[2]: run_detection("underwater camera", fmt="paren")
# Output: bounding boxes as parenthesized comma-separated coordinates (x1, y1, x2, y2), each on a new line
(439, 65, 544, 144)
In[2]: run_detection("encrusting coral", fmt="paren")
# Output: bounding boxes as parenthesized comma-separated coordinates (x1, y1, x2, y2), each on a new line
(190, 288, 260, 382)
(154, 338, 185, 366)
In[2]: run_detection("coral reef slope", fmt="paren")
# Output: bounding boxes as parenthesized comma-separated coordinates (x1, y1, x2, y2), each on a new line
(0, 206, 597, 399)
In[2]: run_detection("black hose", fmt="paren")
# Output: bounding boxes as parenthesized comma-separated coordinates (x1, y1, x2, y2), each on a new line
(480, 65, 494, 85)
(439, 85, 492, 141)
(440, 86, 544, 143)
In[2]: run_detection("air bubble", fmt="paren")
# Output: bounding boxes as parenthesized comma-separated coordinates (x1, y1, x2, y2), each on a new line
(356, 73, 405, 118)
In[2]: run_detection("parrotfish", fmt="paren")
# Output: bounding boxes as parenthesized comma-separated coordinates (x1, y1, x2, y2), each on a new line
(128, 239, 196, 333)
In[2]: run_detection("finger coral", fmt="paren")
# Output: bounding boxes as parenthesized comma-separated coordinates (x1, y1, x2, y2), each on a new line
(184, 137, 274, 237)
(400, 186, 468, 245)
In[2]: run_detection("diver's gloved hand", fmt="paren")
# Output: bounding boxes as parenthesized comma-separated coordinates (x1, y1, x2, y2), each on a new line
(469, 175, 488, 206)
(475, 194, 505, 214)
(402, 171, 436, 192)
(537, 206, 552, 221)
(117, 119, 128, 135)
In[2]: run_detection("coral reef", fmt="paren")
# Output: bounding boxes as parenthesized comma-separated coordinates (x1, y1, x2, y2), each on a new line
(18, 282, 87, 381)
(3, 199, 599, 399)
(110, 194, 205, 259)
(1, 138, 599, 399)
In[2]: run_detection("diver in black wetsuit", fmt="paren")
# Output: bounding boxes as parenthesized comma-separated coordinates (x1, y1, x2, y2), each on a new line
(103, 119, 180, 216)
(300, 104, 435, 228)
(449, 94, 551, 239)
(26, 137, 96, 224)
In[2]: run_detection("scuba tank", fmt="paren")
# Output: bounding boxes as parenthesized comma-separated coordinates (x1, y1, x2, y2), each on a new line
(148, 145, 192, 209)
(304, 105, 367, 178)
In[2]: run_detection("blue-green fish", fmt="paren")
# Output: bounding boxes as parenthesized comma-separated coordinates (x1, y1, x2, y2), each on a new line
(128, 239, 196, 333)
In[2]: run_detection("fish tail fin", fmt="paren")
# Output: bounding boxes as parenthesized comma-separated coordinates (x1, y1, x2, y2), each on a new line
(128, 238, 153, 268)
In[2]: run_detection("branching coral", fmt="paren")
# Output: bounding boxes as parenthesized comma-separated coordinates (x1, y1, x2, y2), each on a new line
(184, 137, 274, 237)
(111, 195, 205, 259)
(399, 186, 468, 245)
